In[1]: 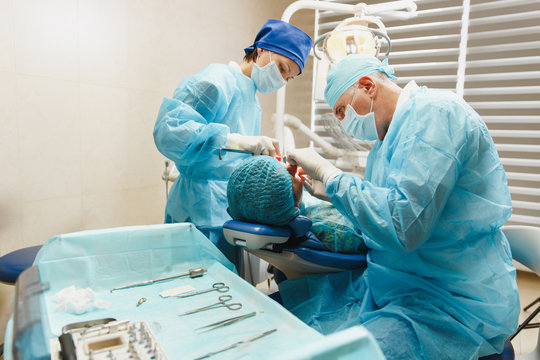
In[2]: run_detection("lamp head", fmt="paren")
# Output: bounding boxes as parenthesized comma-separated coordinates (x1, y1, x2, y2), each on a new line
(314, 16, 391, 64)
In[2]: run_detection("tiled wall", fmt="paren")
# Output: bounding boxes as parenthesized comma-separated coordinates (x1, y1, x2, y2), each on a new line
(0, 0, 313, 342)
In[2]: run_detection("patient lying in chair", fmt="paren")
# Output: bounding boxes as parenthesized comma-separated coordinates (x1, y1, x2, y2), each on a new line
(227, 156, 367, 254)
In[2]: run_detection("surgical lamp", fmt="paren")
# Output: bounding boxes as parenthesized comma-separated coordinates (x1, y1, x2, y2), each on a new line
(313, 14, 391, 64)
(274, 1, 417, 162)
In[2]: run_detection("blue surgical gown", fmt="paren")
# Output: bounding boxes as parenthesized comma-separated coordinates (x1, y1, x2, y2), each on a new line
(153, 63, 260, 249)
(279, 86, 520, 359)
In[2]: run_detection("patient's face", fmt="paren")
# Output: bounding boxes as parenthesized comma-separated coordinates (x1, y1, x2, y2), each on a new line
(284, 163, 303, 208)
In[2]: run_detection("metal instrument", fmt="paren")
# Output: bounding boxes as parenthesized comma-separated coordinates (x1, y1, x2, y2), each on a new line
(51, 320, 169, 360)
(174, 282, 229, 298)
(218, 148, 253, 160)
(110, 267, 206, 292)
(178, 295, 242, 316)
(193, 329, 277, 360)
(195, 312, 256, 333)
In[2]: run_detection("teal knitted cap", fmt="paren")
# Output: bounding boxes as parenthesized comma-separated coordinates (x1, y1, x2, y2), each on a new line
(227, 156, 300, 226)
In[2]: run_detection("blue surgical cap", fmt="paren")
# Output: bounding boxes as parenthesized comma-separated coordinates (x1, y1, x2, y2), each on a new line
(324, 54, 397, 110)
(244, 19, 313, 73)
(227, 156, 300, 226)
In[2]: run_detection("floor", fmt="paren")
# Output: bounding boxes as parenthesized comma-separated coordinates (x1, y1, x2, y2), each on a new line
(256, 270, 540, 357)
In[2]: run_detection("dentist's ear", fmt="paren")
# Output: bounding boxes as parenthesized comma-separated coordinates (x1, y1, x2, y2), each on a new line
(357, 76, 377, 97)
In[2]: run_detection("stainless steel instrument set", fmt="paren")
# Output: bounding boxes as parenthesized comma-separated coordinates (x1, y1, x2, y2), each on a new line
(104, 266, 277, 359)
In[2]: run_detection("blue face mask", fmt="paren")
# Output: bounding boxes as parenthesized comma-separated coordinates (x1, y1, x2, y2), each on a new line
(342, 98, 378, 141)
(252, 53, 287, 94)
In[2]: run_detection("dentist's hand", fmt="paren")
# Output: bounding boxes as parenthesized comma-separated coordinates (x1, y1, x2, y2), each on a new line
(226, 133, 280, 157)
(286, 148, 342, 186)
(303, 176, 331, 202)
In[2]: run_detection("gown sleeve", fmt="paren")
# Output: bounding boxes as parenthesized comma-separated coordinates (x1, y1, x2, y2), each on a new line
(153, 69, 233, 166)
(328, 97, 471, 253)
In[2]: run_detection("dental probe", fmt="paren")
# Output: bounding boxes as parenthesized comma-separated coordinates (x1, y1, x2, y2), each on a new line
(110, 267, 206, 292)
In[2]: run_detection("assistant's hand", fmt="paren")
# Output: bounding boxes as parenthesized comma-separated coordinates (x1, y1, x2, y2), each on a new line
(303, 176, 331, 202)
(286, 148, 342, 186)
(226, 133, 280, 157)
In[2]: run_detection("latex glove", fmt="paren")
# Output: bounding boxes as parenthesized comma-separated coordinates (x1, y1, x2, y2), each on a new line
(303, 176, 331, 202)
(226, 133, 280, 157)
(286, 147, 342, 186)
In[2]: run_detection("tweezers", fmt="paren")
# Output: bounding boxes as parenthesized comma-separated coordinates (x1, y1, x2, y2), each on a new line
(193, 328, 277, 360)
(195, 311, 256, 332)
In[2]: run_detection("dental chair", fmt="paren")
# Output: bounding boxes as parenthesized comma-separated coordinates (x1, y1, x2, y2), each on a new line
(0, 245, 42, 285)
(225, 221, 540, 360)
(500, 225, 540, 360)
(223, 215, 367, 281)
(0, 245, 42, 357)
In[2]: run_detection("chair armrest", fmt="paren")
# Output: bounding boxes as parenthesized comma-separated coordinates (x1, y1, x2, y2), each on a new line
(502, 225, 540, 275)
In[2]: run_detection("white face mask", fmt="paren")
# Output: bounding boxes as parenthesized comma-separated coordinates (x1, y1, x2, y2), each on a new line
(252, 53, 287, 94)
(341, 98, 378, 141)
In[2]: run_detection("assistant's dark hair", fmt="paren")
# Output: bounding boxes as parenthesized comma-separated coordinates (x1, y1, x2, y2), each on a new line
(243, 47, 259, 63)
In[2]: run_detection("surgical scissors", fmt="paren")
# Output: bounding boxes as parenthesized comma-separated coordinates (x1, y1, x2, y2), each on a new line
(174, 282, 229, 298)
(178, 295, 242, 316)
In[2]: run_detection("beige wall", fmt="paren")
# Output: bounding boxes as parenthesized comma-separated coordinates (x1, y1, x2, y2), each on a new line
(0, 0, 314, 343)
(280, 9, 315, 149)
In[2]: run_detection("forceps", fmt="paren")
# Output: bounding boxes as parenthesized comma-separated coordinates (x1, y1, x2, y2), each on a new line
(175, 282, 229, 298)
(195, 311, 256, 332)
(178, 295, 242, 316)
(193, 329, 277, 360)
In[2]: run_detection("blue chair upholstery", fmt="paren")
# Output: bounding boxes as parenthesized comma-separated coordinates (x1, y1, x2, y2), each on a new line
(0, 245, 41, 284)
(223, 218, 367, 280)
(284, 240, 367, 271)
(478, 340, 515, 360)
